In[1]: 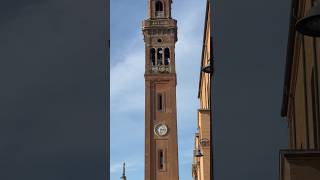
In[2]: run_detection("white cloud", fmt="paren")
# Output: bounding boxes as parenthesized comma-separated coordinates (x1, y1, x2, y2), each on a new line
(110, 49, 144, 114)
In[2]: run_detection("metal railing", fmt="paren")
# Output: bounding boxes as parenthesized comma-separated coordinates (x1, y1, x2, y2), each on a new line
(155, 11, 164, 17)
(146, 64, 174, 74)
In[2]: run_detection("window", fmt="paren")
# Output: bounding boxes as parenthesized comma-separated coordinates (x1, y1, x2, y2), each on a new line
(150, 48, 155, 66)
(156, 1, 164, 11)
(155, 1, 164, 17)
(157, 48, 163, 65)
(164, 48, 170, 65)
(157, 93, 165, 111)
(159, 150, 164, 169)
(158, 94, 162, 110)
(158, 149, 165, 170)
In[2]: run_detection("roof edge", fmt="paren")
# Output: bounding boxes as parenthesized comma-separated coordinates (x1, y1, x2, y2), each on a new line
(281, 0, 298, 117)
(198, 0, 211, 98)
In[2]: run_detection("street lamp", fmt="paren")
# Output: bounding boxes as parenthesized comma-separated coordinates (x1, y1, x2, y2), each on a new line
(201, 58, 214, 74)
(296, 0, 320, 37)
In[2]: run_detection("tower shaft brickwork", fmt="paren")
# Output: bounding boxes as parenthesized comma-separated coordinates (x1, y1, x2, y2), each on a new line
(142, 0, 179, 180)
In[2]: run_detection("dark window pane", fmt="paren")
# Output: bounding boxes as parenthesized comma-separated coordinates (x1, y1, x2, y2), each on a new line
(150, 48, 155, 65)
(157, 48, 163, 65)
(164, 48, 170, 65)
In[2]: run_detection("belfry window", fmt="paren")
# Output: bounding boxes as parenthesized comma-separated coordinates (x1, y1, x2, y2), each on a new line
(164, 48, 170, 65)
(157, 48, 163, 65)
(155, 1, 164, 17)
(150, 48, 155, 66)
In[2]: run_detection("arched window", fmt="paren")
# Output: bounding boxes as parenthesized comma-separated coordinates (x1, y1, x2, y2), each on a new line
(157, 48, 163, 65)
(150, 48, 155, 66)
(164, 48, 170, 65)
(156, 1, 163, 11)
(155, 1, 164, 17)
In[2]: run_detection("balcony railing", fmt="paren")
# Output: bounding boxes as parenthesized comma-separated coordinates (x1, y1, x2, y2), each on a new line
(146, 64, 174, 74)
(142, 18, 177, 31)
(155, 11, 164, 17)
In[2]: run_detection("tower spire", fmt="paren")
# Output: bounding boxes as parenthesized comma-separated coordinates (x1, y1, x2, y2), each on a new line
(120, 162, 126, 180)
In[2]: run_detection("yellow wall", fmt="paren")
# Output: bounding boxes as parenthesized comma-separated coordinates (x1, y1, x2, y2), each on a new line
(193, 1, 212, 180)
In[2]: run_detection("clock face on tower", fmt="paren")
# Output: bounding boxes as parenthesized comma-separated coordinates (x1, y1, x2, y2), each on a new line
(154, 123, 168, 137)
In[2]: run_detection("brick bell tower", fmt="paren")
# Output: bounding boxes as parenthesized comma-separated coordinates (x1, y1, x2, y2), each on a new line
(142, 0, 179, 180)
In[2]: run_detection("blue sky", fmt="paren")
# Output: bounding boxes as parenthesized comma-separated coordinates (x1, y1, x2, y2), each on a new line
(110, 1, 206, 180)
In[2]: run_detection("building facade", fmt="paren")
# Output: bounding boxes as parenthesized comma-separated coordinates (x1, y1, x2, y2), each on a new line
(192, 1, 212, 180)
(142, 1, 179, 180)
(280, 0, 320, 179)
